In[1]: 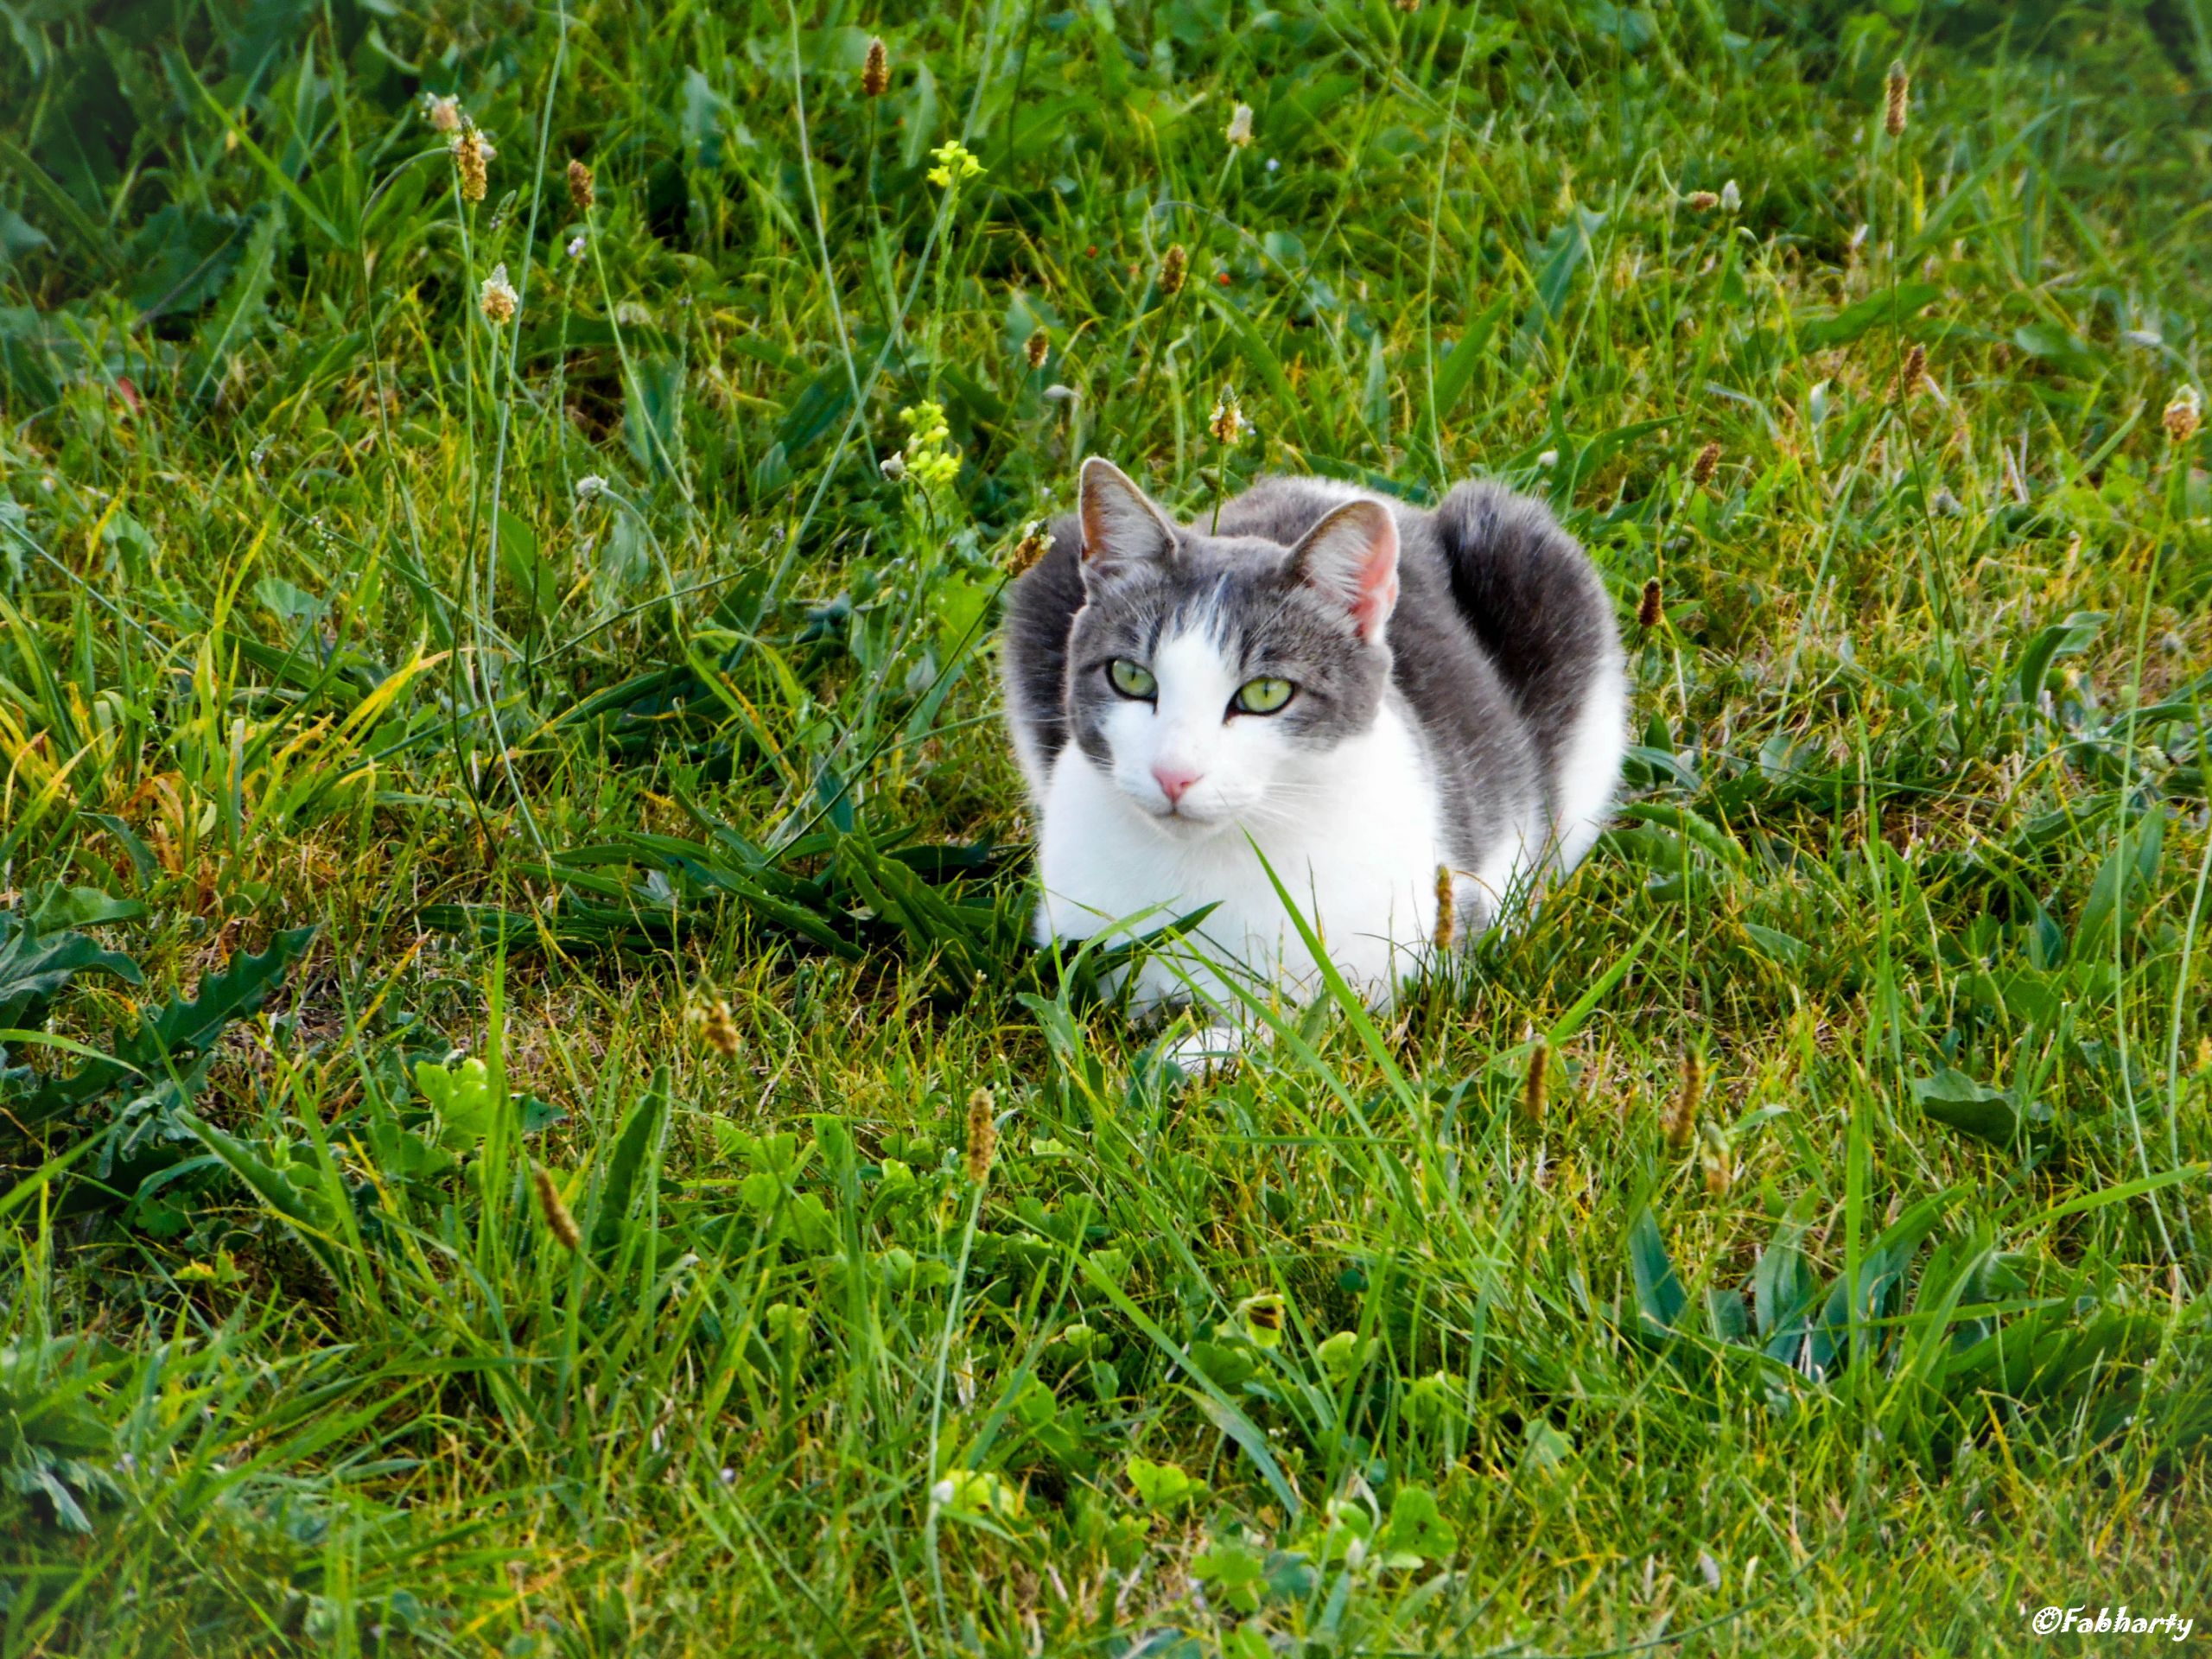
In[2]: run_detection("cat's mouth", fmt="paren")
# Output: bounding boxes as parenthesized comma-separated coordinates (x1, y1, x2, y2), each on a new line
(1142, 798, 1231, 836)
(1110, 766, 1236, 833)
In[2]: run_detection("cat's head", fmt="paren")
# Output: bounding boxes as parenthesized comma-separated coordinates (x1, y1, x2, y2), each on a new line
(1064, 457, 1401, 836)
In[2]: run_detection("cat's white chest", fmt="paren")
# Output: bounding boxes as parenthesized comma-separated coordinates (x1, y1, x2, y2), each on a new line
(1034, 704, 1448, 1012)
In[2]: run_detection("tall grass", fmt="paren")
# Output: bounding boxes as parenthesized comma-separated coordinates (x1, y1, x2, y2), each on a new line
(3, 0, 2210, 1652)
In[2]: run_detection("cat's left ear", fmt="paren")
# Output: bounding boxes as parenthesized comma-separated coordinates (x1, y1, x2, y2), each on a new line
(1290, 499, 1399, 642)
(1078, 457, 1178, 577)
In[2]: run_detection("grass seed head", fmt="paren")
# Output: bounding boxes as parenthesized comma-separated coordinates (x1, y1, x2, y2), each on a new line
(1669, 1048, 1704, 1150)
(426, 94, 462, 133)
(1637, 577, 1663, 630)
(1703, 1147, 1732, 1198)
(1897, 342, 1927, 401)
(2165, 385, 2202, 445)
(861, 35, 890, 98)
(1522, 1035, 1549, 1126)
(1700, 1122, 1734, 1197)
(1885, 61, 1910, 137)
(1686, 189, 1719, 211)
(696, 997, 741, 1058)
(965, 1086, 997, 1183)
(1225, 103, 1255, 149)
(1432, 864, 1455, 951)
(567, 157, 594, 213)
(1024, 328, 1050, 370)
(532, 1165, 582, 1250)
(1691, 440, 1720, 484)
(1159, 243, 1188, 297)
(1009, 521, 1049, 575)
(452, 124, 494, 203)
(478, 264, 518, 324)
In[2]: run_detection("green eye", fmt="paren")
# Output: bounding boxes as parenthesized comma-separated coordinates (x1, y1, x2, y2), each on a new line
(1234, 677, 1295, 715)
(1108, 658, 1157, 699)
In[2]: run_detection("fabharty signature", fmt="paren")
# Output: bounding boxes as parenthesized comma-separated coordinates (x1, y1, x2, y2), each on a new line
(2030, 1605, 2195, 1641)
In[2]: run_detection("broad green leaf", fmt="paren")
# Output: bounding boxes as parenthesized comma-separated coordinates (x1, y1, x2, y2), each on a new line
(2012, 611, 2104, 707)
(1911, 1067, 2051, 1148)
(1126, 1456, 1205, 1510)
(0, 912, 143, 1032)
(590, 1065, 671, 1262)
(1627, 1206, 1686, 1334)
(1376, 1485, 1458, 1567)
(1798, 283, 1941, 348)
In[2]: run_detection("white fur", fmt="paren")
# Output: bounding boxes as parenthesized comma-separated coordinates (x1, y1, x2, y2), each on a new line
(1007, 697, 1053, 800)
(1546, 652, 1628, 872)
(1282, 478, 1626, 875)
(1032, 620, 1535, 1020)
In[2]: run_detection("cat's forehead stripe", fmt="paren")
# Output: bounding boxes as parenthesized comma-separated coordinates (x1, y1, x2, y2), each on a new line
(1154, 614, 1226, 669)
(1175, 574, 1238, 651)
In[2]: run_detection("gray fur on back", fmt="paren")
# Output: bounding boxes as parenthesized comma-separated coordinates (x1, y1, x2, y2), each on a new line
(1000, 470, 1623, 878)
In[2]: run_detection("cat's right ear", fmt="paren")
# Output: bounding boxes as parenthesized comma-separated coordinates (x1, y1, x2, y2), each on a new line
(1078, 457, 1177, 577)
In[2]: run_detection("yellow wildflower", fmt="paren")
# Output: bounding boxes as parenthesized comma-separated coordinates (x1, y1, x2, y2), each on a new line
(927, 140, 983, 188)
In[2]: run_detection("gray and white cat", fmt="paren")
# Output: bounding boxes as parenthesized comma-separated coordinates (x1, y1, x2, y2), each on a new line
(1001, 458, 1626, 1031)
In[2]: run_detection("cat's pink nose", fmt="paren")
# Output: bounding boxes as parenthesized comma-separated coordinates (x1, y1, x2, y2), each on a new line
(1153, 765, 1202, 805)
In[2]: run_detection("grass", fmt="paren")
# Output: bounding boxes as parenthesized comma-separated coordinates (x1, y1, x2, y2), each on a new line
(3, 0, 2212, 1652)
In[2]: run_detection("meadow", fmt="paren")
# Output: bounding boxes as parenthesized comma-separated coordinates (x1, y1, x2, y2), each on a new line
(3, 0, 2211, 1652)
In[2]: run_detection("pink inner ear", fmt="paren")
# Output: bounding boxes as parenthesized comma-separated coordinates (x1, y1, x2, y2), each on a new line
(1294, 500, 1401, 639)
(1348, 543, 1399, 641)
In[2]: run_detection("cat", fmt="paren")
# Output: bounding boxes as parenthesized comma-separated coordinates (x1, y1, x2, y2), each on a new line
(1000, 457, 1626, 1043)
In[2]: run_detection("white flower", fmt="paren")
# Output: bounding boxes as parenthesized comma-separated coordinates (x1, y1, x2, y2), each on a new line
(1209, 388, 1249, 444)
(567, 233, 587, 260)
(478, 263, 518, 324)
(1265, 156, 1279, 173)
(1042, 384, 1080, 404)
(1225, 103, 1255, 149)
(1536, 448, 1560, 469)
(929, 1478, 956, 1508)
(719, 1467, 736, 1487)
(575, 474, 607, 501)
(879, 452, 906, 480)
(1719, 179, 1740, 212)
(425, 94, 461, 132)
